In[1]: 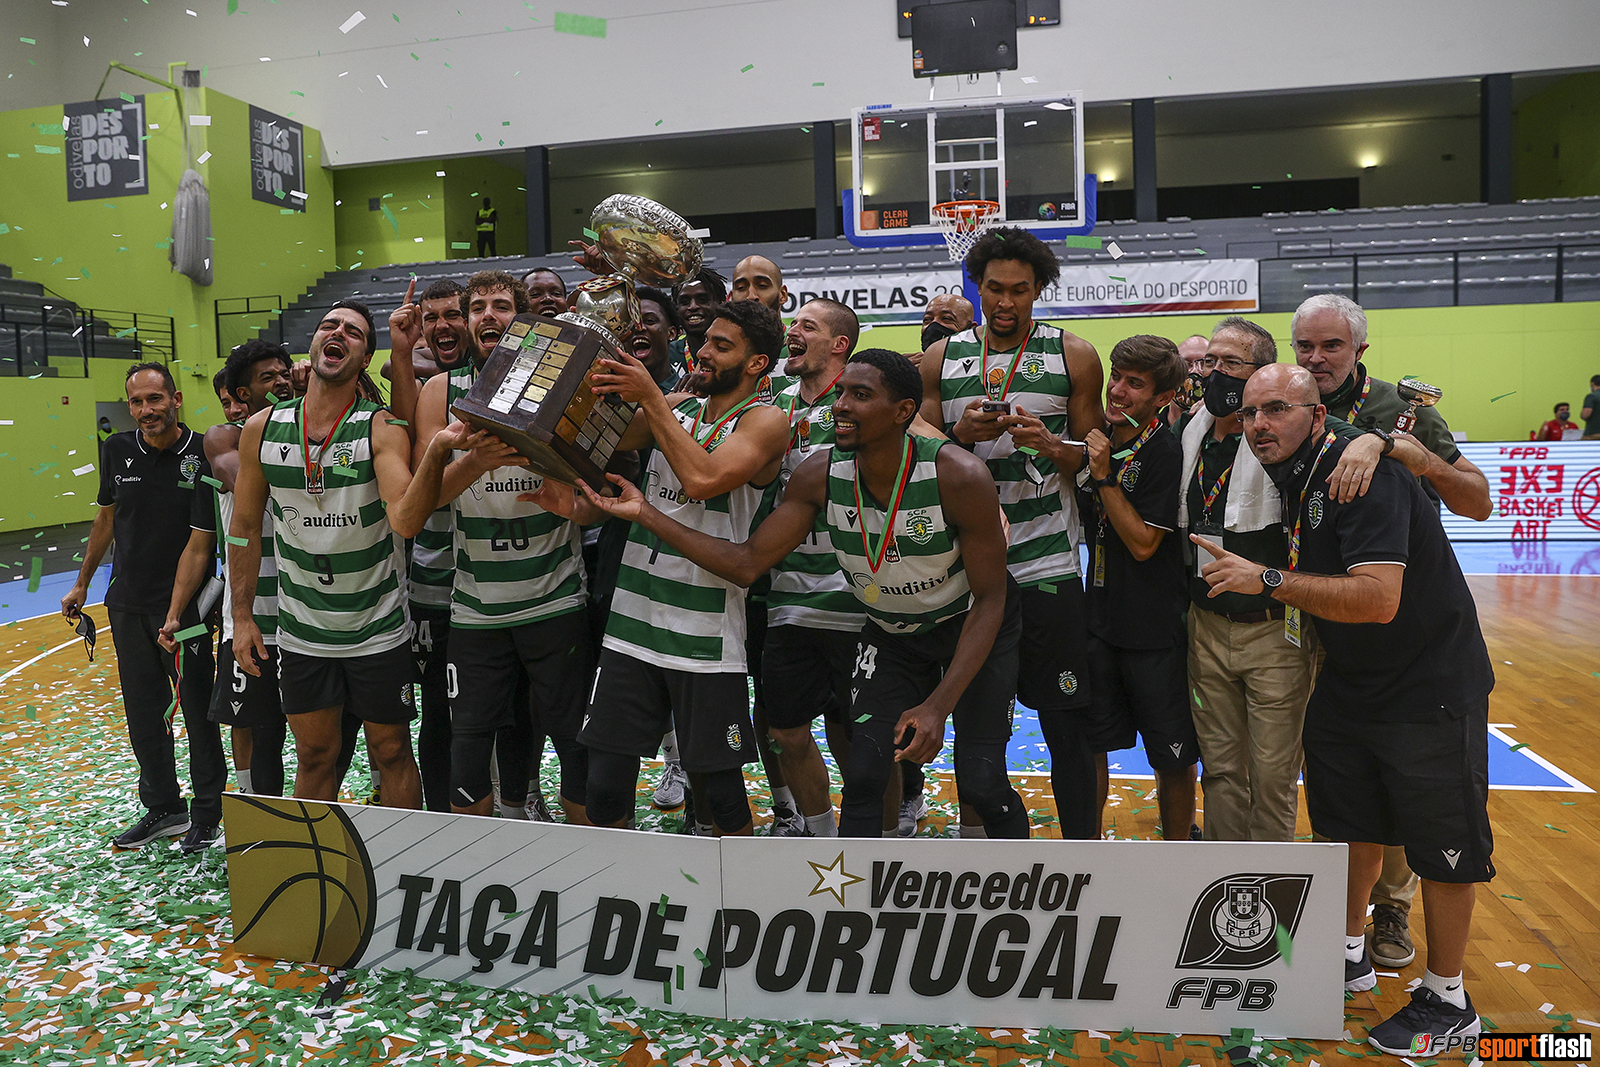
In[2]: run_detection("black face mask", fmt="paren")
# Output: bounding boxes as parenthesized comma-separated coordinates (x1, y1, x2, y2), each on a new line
(1203, 370, 1247, 417)
(1261, 429, 1323, 490)
(921, 321, 958, 351)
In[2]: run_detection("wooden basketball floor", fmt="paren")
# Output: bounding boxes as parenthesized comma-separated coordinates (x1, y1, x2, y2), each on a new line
(0, 574, 1595, 1065)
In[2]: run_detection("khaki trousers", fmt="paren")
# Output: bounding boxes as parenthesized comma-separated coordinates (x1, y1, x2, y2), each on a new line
(1188, 607, 1313, 842)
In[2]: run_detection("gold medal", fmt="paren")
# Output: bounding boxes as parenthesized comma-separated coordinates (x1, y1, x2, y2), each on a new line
(863, 583, 881, 604)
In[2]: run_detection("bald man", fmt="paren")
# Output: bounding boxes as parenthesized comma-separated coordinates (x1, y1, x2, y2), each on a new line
(730, 256, 788, 311)
(917, 293, 976, 356)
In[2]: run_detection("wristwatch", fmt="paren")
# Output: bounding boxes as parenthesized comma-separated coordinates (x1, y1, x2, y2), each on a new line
(1091, 475, 1118, 490)
(1260, 568, 1284, 590)
(1366, 427, 1395, 456)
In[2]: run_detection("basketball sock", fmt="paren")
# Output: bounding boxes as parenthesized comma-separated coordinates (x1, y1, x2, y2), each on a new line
(1421, 969, 1467, 1009)
(959, 823, 987, 839)
(498, 797, 529, 820)
(1345, 935, 1366, 962)
(236, 768, 252, 794)
(660, 730, 680, 762)
(805, 811, 837, 837)
(696, 822, 714, 838)
(771, 785, 795, 811)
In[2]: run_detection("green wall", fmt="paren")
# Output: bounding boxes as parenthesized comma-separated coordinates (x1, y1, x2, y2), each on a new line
(1515, 71, 1600, 201)
(332, 162, 446, 268)
(0, 86, 336, 533)
(443, 156, 527, 260)
(0, 377, 102, 531)
(866, 299, 1600, 443)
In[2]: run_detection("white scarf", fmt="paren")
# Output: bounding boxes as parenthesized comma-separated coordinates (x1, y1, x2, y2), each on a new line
(1177, 408, 1281, 532)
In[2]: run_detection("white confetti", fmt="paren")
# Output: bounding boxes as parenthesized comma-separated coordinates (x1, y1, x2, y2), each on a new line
(688, 228, 710, 239)
(1539, 1002, 1555, 1014)
(186, 7, 197, 14)
(197, 151, 211, 164)
(376, 74, 388, 88)
(83, 36, 90, 46)
(1518, 963, 1531, 972)
(189, 115, 211, 126)
(413, 237, 424, 243)
(259, 57, 271, 62)
(1020, 76, 1037, 84)
(149, 122, 160, 129)
(72, 464, 95, 476)
(339, 10, 366, 34)
(1495, 960, 1514, 967)
(0, 420, 13, 426)
(416, 130, 428, 135)
(1107, 241, 1125, 260)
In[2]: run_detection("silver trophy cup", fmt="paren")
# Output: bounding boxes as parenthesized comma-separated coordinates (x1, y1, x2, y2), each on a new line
(1393, 377, 1443, 434)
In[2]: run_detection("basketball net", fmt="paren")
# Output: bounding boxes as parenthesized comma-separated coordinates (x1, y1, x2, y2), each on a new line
(932, 200, 1002, 263)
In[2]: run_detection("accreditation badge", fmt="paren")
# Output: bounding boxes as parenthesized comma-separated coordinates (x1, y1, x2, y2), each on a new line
(1192, 523, 1223, 578)
(1284, 605, 1302, 648)
(1092, 542, 1106, 588)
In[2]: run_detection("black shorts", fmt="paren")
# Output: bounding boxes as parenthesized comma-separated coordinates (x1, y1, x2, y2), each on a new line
(279, 644, 417, 725)
(746, 597, 768, 708)
(1084, 634, 1198, 770)
(448, 609, 594, 741)
(580, 648, 755, 774)
(762, 624, 857, 731)
(410, 607, 451, 693)
(1303, 696, 1495, 884)
(1016, 577, 1091, 711)
(851, 582, 1021, 750)
(209, 640, 284, 727)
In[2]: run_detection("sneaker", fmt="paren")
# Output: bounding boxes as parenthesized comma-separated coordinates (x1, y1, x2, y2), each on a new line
(360, 788, 382, 806)
(654, 759, 688, 809)
(1189, 823, 1203, 841)
(112, 811, 190, 849)
(1345, 949, 1377, 992)
(897, 793, 928, 837)
(525, 792, 554, 823)
(1368, 903, 1416, 968)
(179, 822, 223, 854)
(771, 799, 805, 837)
(1368, 987, 1479, 1056)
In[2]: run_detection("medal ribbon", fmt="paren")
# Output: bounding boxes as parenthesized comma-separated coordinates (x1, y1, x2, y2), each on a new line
(298, 393, 361, 491)
(784, 370, 845, 451)
(981, 321, 1037, 402)
(691, 390, 763, 452)
(852, 434, 915, 577)
(1287, 432, 1338, 570)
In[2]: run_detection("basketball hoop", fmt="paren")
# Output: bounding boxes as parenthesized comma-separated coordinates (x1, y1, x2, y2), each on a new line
(931, 200, 1001, 263)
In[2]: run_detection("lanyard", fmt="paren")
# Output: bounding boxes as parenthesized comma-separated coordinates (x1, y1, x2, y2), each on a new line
(1348, 376, 1371, 420)
(298, 394, 360, 491)
(852, 434, 915, 577)
(981, 321, 1036, 401)
(1287, 433, 1338, 569)
(690, 390, 762, 452)
(1198, 453, 1232, 521)
(1110, 415, 1161, 461)
(784, 370, 844, 451)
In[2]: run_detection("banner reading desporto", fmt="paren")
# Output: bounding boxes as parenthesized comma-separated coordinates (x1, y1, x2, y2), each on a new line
(63, 96, 148, 202)
(223, 795, 1345, 1037)
(1038, 259, 1259, 318)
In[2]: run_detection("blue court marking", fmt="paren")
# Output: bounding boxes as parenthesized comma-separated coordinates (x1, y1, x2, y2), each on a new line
(0, 564, 110, 627)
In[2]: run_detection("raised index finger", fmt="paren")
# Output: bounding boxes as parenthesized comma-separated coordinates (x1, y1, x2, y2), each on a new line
(1188, 533, 1226, 557)
(404, 277, 416, 305)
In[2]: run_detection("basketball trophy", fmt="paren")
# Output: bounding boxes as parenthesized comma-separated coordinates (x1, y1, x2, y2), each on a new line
(450, 194, 703, 493)
(1393, 376, 1443, 434)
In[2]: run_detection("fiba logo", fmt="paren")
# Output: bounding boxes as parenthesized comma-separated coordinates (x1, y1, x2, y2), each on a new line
(1175, 873, 1312, 969)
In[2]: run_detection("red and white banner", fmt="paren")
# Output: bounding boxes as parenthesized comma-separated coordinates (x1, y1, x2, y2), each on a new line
(1443, 441, 1600, 541)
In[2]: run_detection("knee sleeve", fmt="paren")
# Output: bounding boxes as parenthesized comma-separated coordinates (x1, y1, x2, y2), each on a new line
(699, 768, 751, 834)
(585, 750, 640, 827)
(417, 699, 452, 812)
(551, 736, 588, 806)
(955, 742, 1029, 839)
(450, 731, 497, 807)
(839, 720, 897, 838)
(1039, 714, 1099, 841)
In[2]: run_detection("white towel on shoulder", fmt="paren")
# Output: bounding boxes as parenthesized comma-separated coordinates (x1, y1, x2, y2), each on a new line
(1177, 409, 1281, 533)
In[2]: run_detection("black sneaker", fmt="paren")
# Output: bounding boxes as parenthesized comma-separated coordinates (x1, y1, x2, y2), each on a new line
(1345, 948, 1377, 992)
(112, 811, 190, 849)
(179, 822, 223, 854)
(1368, 986, 1479, 1056)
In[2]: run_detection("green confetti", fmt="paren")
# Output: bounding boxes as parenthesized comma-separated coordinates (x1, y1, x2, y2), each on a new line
(200, 475, 223, 489)
(113, 327, 137, 338)
(553, 11, 607, 37)
(451, 241, 472, 250)
(35, 145, 62, 154)
(813, 81, 825, 86)
(1109, 275, 1126, 282)
(740, 63, 754, 73)
(1489, 391, 1517, 402)
(656, 893, 669, 917)
(855, 713, 871, 723)
(410, 52, 420, 60)
(120, 92, 136, 103)
(655, 120, 663, 126)
(679, 868, 697, 884)
(19, 37, 37, 45)
(26, 556, 42, 592)
(1061, 235, 1103, 248)
(1274, 922, 1293, 966)
(1537, 962, 1563, 969)
(227, 0, 238, 12)
(172, 624, 209, 642)
(385, 418, 409, 426)
(1508, 742, 1528, 751)
(582, 227, 598, 240)
(225, 535, 249, 547)
(1500, 893, 1522, 899)
(1544, 824, 1567, 833)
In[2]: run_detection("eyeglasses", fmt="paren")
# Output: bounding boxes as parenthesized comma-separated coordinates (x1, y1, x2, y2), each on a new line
(74, 610, 97, 661)
(1194, 356, 1260, 374)
(1237, 401, 1318, 421)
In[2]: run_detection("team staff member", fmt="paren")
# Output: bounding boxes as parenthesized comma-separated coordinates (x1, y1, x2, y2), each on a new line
(570, 349, 1028, 840)
(401, 273, 595, 824)
(230, 300, 434, 809)
(1198, 364, 1494, 1056)
(161, 342, 294, 799)
(920, 226, 1103, 840)
(1082, 336, 1197, 840)
(1176, 318, 1309, 842)
(476, 197, 498, 257)
(1582, 375, 1600, 439)
(64, 362, 227, 853)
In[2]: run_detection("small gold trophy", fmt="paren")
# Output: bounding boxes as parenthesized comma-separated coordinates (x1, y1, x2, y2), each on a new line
(1393, 377, 1443, 434)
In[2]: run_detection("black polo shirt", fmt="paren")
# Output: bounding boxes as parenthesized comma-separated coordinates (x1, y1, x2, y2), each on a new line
(1086, 424, 1186, 650)
(1283, 434, 1493, 722)
(1181, 426, 1290, 616)
(96, 426, 215, 615)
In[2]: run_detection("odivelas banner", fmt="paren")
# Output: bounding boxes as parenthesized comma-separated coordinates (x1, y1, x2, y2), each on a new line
(1442, 441, 1600, 541)
(778, 261, 1258, 325)
(222, 795, 1344, 1037)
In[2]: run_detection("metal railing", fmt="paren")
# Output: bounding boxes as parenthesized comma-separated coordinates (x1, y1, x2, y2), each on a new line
(215, 295, 287, 361)
(0, 298, 175, 378)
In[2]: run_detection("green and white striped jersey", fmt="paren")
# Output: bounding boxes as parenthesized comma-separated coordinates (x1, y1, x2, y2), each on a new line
(940, 323, 1082, 584)
(408, 504, 455, 611)
(767, 372, 862, 632)
(216, 486, 278, 643)
(259, 398, 410, 657)
(445, 366, 586, 629)
(603, 396, 767, 672)
(824, 436, 970, 635)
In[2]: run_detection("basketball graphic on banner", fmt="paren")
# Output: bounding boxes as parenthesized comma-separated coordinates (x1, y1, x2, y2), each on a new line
(224, 796, 377, 967)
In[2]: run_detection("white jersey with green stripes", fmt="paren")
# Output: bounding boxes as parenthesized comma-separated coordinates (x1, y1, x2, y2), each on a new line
(603, 395, 767, 672)
(767, 372, 863, 632)
(259, 398, 410, 657)
(408, 504, 454, 611)
(939, 322, 1082, 584)
(824, 435, 970, 635)
(446, 366, 586, 629)
(216, 486, 279, 643)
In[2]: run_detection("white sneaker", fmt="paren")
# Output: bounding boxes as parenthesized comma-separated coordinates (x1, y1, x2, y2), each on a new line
(654, 760, 688, 808)
(771, 799, 805, 837)
(525, 792, 554, 823)
(897, 793, 928, 837)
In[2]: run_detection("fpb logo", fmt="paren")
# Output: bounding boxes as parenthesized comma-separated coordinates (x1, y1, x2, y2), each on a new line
(1174, 873, 1312, 969)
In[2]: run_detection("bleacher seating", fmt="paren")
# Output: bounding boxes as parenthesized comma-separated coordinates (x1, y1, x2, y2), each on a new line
(0, 273, 149, 377)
